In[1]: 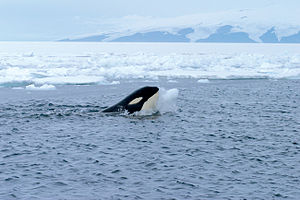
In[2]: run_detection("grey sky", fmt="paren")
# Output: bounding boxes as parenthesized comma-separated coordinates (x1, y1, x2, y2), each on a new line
(0, 0, 294, 41)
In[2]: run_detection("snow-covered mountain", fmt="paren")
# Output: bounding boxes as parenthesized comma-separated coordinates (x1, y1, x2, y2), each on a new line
(60, 5, 300, 43)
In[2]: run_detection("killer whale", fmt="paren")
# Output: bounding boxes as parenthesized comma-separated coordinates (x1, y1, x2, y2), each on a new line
(102, 86, 159, 114)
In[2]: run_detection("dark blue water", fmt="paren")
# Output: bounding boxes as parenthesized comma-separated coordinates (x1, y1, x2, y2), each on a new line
(1, 79, 300, 200)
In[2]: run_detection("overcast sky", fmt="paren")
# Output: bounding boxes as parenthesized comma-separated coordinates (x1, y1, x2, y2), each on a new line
(0, 0, 296, 41)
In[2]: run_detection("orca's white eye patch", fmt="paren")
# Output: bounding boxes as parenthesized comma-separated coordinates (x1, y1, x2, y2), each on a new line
(129, 97, 143, 105)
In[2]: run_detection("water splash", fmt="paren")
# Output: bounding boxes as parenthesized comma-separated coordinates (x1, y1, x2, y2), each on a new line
(157, 88, 179, 114)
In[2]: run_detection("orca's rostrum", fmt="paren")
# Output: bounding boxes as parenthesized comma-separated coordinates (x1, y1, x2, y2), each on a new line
(102, 86, 159, 114)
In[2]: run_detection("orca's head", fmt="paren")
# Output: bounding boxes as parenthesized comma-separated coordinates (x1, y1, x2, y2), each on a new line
(102, 86, 159, 114)
(125, 86, 159, 114)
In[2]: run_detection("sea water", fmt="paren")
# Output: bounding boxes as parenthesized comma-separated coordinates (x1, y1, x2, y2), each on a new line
(0, 42, 300, 199)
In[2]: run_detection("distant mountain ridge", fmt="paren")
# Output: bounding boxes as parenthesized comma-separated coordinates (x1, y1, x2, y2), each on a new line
(59, 6, 300, 43)
(112, 28, 193, 42)
(60, 25, 300, 43)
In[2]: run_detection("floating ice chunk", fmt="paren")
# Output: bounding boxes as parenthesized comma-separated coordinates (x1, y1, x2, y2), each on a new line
(109, 81, 120, 85)
(33, 76, 106, 85)
(25, 84, 56, 91)
(1, 43, 300, 87)
(197, 79, 210, 83)
(12, 87, 24, 90)
(96, 80, 120, 85)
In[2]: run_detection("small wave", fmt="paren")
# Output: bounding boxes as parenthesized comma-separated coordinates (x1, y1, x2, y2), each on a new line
(0, 101, 103, 120)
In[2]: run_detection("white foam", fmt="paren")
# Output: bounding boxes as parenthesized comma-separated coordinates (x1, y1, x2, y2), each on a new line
(25, 84, 56, 91)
